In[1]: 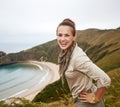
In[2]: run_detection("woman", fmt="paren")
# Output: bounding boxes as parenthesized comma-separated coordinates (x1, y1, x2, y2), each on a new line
(56, 18, 111, 107)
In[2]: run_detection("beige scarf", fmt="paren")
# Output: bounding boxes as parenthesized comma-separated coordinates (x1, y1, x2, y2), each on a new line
(58, 41, 76, 85)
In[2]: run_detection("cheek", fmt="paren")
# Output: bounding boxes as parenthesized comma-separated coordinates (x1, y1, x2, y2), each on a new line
(57, 38, 61, 45)
(57, 37, 59, 41)
(68, 37, 75, 43)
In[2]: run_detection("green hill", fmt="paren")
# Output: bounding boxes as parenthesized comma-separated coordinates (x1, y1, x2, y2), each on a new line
(0, 28, 120, 107)
(76, 29, 120, 71)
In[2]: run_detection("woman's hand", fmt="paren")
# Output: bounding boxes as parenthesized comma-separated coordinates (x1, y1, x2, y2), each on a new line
(78, 90, 98, 104)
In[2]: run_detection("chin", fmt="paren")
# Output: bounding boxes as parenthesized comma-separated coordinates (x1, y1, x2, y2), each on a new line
(60, 46, 68, 50)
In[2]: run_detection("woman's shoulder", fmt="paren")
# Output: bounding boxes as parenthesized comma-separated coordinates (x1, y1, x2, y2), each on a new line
(72, 44, 86, 57)
(71, 44, 90, 62)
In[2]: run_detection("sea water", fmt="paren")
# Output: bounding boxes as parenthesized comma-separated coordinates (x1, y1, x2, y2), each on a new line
(0, 63, 47, 101)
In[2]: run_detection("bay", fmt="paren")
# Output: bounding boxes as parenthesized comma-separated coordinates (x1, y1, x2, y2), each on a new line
(0, 63, 47, 101)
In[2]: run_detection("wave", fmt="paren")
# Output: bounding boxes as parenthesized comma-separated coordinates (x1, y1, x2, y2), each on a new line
(1, 89, 29, 101)
(0, 62, 50, 101)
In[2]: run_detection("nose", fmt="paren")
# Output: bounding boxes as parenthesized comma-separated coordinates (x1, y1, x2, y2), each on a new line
(61, 36, 65, 41)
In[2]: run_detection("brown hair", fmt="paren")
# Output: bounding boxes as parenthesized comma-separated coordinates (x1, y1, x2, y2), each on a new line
(56, 18, 76, 36)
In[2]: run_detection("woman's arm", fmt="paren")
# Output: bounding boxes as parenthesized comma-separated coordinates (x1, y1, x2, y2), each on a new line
(95, 87, 107, 101)
(74, 48, 111, 103)
(79, 87, 107, 103)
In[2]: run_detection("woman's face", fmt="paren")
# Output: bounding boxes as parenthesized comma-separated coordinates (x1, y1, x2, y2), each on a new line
(57, 25, 75, 50)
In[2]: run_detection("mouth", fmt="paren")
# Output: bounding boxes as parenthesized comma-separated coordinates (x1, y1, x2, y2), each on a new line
(60, 43, 67, 47)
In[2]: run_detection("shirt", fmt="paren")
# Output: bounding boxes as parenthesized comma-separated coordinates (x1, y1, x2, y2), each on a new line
(65, 44, 111, 98)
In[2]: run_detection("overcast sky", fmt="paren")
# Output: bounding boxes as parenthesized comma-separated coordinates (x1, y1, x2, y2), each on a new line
(0, 0, 120, 53)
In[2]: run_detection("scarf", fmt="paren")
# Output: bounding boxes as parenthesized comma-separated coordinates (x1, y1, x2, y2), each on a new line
(58, 41, 76, 85)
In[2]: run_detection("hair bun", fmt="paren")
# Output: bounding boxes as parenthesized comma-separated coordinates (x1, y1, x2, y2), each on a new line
(63, 18, 75, 27)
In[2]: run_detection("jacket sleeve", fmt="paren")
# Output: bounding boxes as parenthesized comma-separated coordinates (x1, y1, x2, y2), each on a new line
(74, 51, 111, 89)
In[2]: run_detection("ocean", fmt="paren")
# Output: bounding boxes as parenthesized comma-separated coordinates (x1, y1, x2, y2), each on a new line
(0, 63, 47, 101)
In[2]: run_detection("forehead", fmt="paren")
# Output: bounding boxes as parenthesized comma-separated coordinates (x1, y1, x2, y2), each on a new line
(57, 25, 73, 34)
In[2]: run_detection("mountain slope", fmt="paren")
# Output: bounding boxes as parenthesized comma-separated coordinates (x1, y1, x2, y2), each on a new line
(76, 29, 120, 71)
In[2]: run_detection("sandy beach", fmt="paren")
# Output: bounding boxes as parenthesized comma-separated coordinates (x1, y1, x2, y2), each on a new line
(7, 61, 60, 101)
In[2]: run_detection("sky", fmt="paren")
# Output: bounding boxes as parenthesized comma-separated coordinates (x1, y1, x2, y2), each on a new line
(0, 0, 120, 53)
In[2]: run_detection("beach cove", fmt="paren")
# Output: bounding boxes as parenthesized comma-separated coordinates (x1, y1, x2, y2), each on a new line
(0, 61, 60, 101)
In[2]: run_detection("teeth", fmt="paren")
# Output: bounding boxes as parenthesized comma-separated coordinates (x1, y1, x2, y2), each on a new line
(60, 42, 67, 47)
(61, 43, 67, 45)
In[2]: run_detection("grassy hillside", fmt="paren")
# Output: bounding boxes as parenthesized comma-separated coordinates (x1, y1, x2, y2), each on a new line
(0, 28, 120, 107)
(76, 29, 120, 71)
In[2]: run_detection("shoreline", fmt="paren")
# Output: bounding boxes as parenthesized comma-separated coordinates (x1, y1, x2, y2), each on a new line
(4, 60, 60, 101)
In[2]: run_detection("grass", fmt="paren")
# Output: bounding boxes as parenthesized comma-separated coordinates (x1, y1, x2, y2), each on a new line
(96, 50, 120, 72)
(104, 68, 120, 107)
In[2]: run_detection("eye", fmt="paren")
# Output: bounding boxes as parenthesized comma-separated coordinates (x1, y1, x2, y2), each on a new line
(57, 33, 62, 37)
(65, 34, 70, 37)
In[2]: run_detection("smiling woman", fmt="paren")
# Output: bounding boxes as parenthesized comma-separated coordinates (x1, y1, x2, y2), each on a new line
(56, 18, 111, 107)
